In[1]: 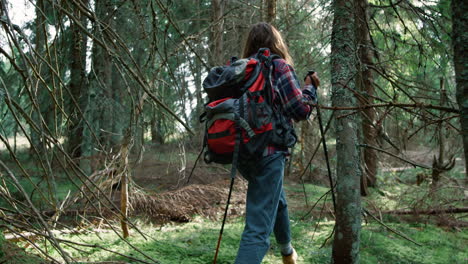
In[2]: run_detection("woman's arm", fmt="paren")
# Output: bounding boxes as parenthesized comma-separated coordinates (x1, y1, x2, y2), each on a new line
(273, 60, 318, 121)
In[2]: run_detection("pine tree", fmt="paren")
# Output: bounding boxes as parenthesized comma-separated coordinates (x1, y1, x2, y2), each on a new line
(452, 0, 468, 178)
(330, 0, 362, 262)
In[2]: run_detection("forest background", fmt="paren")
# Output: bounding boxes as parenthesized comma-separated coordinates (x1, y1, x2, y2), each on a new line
(0, 0, 466, 263)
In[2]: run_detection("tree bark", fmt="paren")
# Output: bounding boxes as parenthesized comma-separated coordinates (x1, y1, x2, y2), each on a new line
(210, 0, 225, 66)
(331, 0, 362, 263)
(67, 0, 89, 159)
(452, 0, 468, 178)
(265, 0, 277, 25)
(151, 106, 165, 145)
(119, 138, 130, 238)
(355, 0, 377, 194)
(110, 14, 126, 148)
(31, 0, 47, 155)
(432, 78, 448, 185)
(90, 0, 114, 152)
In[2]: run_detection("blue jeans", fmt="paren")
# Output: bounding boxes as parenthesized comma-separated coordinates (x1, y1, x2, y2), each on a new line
(234, 152, 291, 264)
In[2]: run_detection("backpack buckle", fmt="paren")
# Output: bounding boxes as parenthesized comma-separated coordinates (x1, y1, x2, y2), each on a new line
(256, 48, 275, 68)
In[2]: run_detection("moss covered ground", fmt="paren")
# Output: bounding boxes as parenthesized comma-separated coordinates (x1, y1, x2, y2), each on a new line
(14, 182, 466, 264)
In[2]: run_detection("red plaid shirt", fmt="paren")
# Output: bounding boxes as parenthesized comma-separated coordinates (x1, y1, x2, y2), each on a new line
(263, 59, 317, 156)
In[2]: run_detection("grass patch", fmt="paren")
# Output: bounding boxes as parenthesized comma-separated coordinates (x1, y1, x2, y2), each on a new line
(29, 214, 467, 263)
(360, 223, 468, 264)
(23, 182, 467, 264)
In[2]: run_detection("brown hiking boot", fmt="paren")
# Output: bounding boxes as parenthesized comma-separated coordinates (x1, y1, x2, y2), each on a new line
(282, 248, 298, 264)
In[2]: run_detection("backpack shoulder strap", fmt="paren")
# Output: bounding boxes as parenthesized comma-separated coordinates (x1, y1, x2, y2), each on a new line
(255, 48, 281, 67)
(254, 48, 279, 105)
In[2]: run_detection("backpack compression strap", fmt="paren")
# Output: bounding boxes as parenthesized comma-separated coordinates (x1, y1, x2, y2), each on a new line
(206, 113, 256, 139)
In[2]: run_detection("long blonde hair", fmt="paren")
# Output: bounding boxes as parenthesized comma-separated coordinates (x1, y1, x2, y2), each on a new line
(242, 22, 293, 65)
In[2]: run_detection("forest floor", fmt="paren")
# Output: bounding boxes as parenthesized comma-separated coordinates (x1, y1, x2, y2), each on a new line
(15, 181, 468, 264)
(1, 144, 467, 263)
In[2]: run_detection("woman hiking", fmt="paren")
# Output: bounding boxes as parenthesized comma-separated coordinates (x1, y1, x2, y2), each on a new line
(234, 22, 320, 264)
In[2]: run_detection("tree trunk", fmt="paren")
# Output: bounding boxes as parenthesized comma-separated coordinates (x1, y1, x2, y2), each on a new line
(67, 0, 89, 160)
(355, 0, 377, 194)
(210, 0, 225, 66)
(260, 0, 265, 22)
(119, 137, 130, 238)
(151, 106, 165, 145)
(194, 0, 204, 131)
(110, 57, 124, 148)
(90, 0, 114, 153)
(132, 41, 147, 155)
(265, 0, 277, 25)
(452, 0, 468, 178)
(31, 0, 47, 155)
(284, 0, 291, 35)
(432, 78, 447, 186)
(331, 0, 362, 263)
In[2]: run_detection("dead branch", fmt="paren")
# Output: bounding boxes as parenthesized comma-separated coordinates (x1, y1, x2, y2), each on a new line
(0, 160, 72, 263)
(4, 228, 113, 242)
(309, 102, 459, 114)
(359, 144, 431, 169)
(382, 207, 468, 215)
(363, 208, 422, 246)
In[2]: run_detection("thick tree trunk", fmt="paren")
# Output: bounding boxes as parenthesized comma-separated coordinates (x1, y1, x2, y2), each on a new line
(260, 0, 265, 22)
(331, 0, 362, 263)
(67, 0, 89, 159)
(355, 0, 377, 194)
(151, 106, 165, 145)
(284, 0, 291, 34)
(210, 0, 225, 66)
(452, 0, 468, 178)
(132, 42, 147, 154)
(265, 0, 277, 25)
(110, 59, 124, 148)
(91, 0, 114, 152)
(31, 0, 47, 155)
(432, 78, 448, 186)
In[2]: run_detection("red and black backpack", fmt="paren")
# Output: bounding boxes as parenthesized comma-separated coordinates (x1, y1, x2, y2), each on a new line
(201, 48, 280, 166)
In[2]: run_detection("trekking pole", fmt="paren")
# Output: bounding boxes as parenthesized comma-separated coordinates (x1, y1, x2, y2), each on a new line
(213, 177, 235, 264)
(306, 71, 336, 212)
